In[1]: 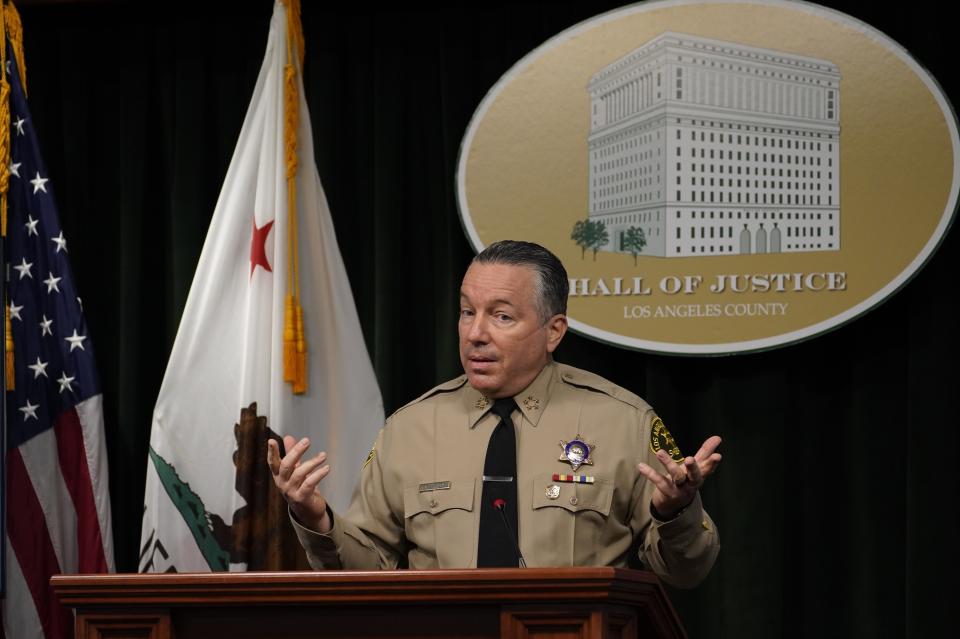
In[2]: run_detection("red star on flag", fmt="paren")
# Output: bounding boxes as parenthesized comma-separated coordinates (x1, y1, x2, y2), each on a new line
(250, 218, 274, 276)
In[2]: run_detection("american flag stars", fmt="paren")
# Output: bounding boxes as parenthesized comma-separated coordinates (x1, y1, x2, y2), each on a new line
(65, 329, 87, 352)
(43, 271, 61, 293)
(27, 356, 49, 379)
(14, 256, 32, 278)
(3, 34, 113, 635)
(18, 399, 39, 421)
(5, 105, 100, 445)
(51, 230, 67, 252)
(39, 314, 53, 336)
(30, 171, 49, 193)
(57, 372, 76, 395)
(24, 212, 38, 235)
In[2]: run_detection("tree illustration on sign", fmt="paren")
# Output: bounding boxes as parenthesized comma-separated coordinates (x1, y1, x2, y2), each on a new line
(571, 220, 588, 258)
(622, 226, 647, 265)
(571, 219, 608, 260)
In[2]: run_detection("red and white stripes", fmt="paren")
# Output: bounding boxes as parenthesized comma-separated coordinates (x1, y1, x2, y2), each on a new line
(2, 395, 113, 639)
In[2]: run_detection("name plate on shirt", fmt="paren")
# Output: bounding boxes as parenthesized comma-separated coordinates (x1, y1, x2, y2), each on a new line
(418, 481, 451, 493)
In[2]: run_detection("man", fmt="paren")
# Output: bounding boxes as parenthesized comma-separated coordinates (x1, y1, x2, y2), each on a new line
(269, 240, 721, 587)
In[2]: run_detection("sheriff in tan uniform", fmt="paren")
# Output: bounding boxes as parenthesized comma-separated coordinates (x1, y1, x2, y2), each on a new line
(271, 240, 722, 588)
(290, 361, 719, 587)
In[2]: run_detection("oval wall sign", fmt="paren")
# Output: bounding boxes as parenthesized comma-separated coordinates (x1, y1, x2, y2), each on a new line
(456, 0, 958, 354)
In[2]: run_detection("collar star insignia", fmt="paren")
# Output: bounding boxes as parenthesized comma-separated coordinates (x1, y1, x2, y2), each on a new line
(522, 395, 540, 411)
(474, 396, 490, 410)
(558, 434, 596, 471)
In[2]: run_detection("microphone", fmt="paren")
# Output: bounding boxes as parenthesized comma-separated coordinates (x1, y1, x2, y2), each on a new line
(492, 498, 526, 568)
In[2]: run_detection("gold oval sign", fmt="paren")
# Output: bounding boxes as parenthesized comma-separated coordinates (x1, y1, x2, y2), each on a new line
(456, 0, 958, 354)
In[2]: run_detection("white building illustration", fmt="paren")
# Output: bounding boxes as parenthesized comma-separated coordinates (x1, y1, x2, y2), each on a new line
(586, 32, 840, 257)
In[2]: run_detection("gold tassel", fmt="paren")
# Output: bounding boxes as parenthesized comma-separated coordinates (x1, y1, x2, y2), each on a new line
(0, 78, 9, 237)
(0, 2, 25, 389)
(0, 3, 9, 238)
(1, 5, 12, 389)
(4, 1, 25, 95)
(3, 2, 24, 95)
(283, 293, 296, 383)
(293, 303, 307, 394)
(283, 64, 299, 182)
(282, 0, 304, 71)
(282, 0, 307, 395)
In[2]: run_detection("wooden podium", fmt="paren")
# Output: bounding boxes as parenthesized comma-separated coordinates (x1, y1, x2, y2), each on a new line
(52, 567, 686, 639)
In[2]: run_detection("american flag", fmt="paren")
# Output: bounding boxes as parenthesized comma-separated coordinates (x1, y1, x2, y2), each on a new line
(1, 40, 114, 639)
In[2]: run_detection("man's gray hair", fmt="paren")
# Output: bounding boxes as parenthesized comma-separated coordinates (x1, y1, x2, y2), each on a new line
(472, 240, 569, 322)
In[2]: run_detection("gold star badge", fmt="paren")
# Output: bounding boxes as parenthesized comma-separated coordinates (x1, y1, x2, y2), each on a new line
(522, 395, 540, 411)
(474, 397, 490, 410)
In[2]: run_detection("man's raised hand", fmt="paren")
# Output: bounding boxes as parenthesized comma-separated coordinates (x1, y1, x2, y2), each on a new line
(267, 435, 333, 532)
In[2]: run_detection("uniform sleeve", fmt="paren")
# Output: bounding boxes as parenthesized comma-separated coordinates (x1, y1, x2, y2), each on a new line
(290, 425, 407, 570)
(630, 409, 720, 588)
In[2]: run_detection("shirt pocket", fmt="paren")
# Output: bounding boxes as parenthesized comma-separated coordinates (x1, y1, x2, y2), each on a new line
(532, 474, 614, 514)
(528, 474, 615, 566)
(403, 479, 477, 567)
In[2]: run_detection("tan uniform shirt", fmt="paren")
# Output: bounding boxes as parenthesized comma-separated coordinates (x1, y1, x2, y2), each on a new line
(292, 361, 719, 587)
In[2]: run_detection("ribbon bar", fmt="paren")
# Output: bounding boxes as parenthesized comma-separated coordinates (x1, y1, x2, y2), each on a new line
(552, 473, 595, 484)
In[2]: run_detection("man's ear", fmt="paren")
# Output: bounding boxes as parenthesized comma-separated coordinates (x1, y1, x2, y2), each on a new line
(545, 314, 568, 353)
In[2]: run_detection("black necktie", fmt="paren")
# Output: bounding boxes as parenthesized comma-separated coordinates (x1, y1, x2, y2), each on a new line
(477, 397, 520, 567)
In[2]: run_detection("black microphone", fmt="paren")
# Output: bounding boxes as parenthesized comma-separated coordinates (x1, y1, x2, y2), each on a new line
(492, 498, 526, 568)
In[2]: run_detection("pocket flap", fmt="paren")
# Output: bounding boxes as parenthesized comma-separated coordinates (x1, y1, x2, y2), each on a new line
(403, 479, 476, 518)
(532, 474, 613, 515)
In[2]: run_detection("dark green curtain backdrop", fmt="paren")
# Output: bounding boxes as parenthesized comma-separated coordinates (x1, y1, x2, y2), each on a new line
(13, 0, 958, 636)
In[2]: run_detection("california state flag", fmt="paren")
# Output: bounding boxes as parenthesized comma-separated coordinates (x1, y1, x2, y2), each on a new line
(139, 0, 383, 572)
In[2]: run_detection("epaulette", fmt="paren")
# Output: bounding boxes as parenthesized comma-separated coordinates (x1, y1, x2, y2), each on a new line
(390, 375, 469, 417)
(555, 364, 650, 411)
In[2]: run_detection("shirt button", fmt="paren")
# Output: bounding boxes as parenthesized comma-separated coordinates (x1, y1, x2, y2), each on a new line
(569, 496, 578, 506)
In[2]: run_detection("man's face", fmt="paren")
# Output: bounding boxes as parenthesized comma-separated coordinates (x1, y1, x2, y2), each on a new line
(458, 262, 567, 399)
